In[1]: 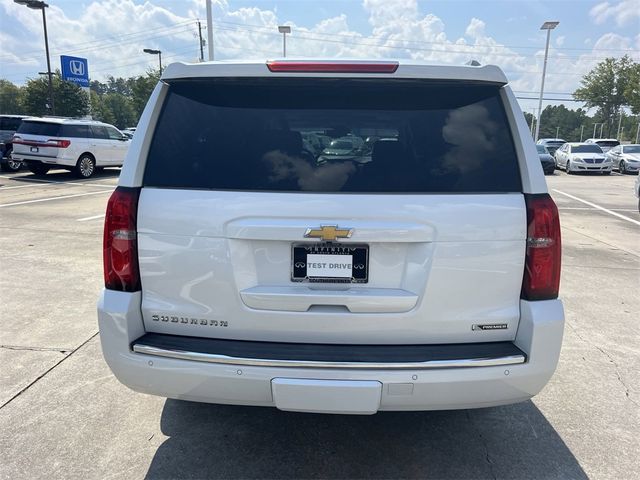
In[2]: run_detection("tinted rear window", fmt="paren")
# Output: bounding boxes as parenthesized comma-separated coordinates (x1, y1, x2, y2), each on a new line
(573, 145, 603, 153)
(60, 124, 90, 138)
(144, 79, 521, 193)
(596, 141, 619, 147)
(17, 121, 61, 136)
(0, 117, 23, 131)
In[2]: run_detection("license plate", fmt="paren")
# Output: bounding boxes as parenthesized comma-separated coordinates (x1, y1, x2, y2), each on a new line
(292, 243, 369, 283)
(30, 146, 39, 153)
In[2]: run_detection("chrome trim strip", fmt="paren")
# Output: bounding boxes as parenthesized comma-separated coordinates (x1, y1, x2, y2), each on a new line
(132, 344, 525, 370)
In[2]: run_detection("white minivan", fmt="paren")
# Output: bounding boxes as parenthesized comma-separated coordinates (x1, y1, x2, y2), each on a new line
(12, 117, 129, 178)
(98, 60, 564, 414)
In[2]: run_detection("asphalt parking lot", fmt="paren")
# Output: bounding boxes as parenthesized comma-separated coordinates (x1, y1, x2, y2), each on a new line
(0, 167, 638, 479)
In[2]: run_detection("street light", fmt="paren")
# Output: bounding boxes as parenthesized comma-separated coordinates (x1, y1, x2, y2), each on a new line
(143, 48, 162, 74)
(593, 123, 601, 138)
(534, 20, 559, 142)
(278, 25, 291, 57)
(14, 0, 55, 115)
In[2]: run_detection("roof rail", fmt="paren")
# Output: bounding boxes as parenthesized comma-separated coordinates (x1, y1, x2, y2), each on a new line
(466, 60, 481, 66)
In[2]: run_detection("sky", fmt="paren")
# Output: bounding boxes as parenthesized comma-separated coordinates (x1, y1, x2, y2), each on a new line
(0, 0, 639, 115)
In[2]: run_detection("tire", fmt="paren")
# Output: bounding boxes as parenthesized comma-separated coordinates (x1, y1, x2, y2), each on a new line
(75, 154, 96, 178)
(566, 160, 573, 174)
(0, 148, 22, 172)
(602, 171, 611, 176)
(619, 161, 626, 174)
(27, 163, 50, 176)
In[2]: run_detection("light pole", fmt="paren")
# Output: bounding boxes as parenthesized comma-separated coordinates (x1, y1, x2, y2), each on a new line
(143, 48, 162, 74)
(580, 125, 584, 142)
(530, 109, 536, 136)
(15, 0, 55, 115)
(593, 123, 601, 138)
(534, 21, 559, 142)
(616, 108, 623, 139)
(556, 126, 560, 139)
(278, 25, 291, 57)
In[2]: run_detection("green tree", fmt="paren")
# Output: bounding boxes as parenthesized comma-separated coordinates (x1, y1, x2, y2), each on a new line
(574, 55, 637, 137)
(523, 111, 534, 131)
(22, 72, 89, 117)
(129, 69, 160, 120)
(538, 105, 589, 141)
(101, 93, 136, 129)
(90, 80, 108, 96)
(89, 90, 115, 125)
(0, 79, 24, 114)
(624, 62, 640, 115)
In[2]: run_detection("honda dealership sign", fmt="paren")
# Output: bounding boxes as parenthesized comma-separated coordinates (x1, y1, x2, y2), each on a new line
(60, 55, 89, 87)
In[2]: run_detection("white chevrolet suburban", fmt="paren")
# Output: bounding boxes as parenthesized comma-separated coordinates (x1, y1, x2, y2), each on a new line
(98, 60, 564, 414)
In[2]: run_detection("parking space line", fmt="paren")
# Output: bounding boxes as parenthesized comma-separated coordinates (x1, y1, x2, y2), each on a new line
(559, 207, 638, 212)
(0, 177, 116, 189)
(553, 189, 640, 227)
(0, 189, 113, 208)
(77, 214, 105, 222)
(0, 183, 48, 190)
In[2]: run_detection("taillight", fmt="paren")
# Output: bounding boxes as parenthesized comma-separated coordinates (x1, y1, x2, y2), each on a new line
(266, 60, 399, 73)
(521, 194, 561, 301)
(48, 139, 71, 148)
(103, 187, 141, 292)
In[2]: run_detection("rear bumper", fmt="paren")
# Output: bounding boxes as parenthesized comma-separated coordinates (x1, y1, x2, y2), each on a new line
(11, 153, 75, 167)
(98, 290, 564, 412)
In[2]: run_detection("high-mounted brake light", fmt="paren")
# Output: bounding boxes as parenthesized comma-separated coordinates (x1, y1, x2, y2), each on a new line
(103, 187, 141, 292)
(266, 61, 399, 73)
(521, 194, 561, 301)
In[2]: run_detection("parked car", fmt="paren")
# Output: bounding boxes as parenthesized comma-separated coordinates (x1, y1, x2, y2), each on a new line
(536, 138, 566, 156)
(11, 117, 130, 178)
(635, 174, 640, 212)
(0, 114, 27, 172)
(316, 136, 368, 164)
(584, 138, 620, 153)
(98, 60, 564, 414)
(605, 144, 640, 174)
(122, 127, 136, 139)
(536, 144, 556, 174)
(554, 142, 612, 174)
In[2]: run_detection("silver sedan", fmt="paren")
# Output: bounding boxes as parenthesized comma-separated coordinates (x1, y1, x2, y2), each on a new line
(605, 144, 640, 174)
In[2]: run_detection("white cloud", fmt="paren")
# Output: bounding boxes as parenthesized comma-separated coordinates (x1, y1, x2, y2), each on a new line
(589, 0, 640, 27)
(0, 0, 638, 116)
(465, 18, 486, 39)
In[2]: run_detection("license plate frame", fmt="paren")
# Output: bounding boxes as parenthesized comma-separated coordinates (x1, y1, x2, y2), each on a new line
(291, 243, 369, 283)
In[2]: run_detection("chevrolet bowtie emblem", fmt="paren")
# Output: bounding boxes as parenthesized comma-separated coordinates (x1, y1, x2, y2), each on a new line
(304, 225, 354, 242)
